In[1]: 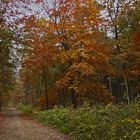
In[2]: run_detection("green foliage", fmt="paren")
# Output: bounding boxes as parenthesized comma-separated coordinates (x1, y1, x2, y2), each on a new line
(34, 107, 74, 134)
(33, 102, 140, 140)
(17, 104, 36, 115)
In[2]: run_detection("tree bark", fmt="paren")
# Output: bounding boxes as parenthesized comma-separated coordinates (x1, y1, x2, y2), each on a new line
(43, 68, 49, 109)
(124, 75, 130, 104)
(71, 90, 77, 108)
(0, 101, 2, 111)
(0, 93, 2, 111)
(108, 77, 113, 96)
(62, 90, 66, 108)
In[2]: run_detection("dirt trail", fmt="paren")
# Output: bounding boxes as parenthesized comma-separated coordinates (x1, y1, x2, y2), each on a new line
(0, 107, 71, 140)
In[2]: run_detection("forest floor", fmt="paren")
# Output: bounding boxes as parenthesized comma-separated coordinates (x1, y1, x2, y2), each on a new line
(0, 107, 71, 140)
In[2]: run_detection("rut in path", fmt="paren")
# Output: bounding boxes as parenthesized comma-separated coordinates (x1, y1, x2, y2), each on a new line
(0, 107, 71, 140)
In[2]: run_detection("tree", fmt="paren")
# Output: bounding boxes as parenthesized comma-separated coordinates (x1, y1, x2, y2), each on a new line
(100, 0, 140, 103)
(18, 0, 114, 109)
(0, 0, 15, 110)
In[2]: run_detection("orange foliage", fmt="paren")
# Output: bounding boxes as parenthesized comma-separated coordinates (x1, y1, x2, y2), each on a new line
(21, 0, 114, 107)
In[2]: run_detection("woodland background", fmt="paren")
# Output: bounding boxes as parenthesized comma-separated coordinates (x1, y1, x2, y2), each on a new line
(0, 0, 140, 109)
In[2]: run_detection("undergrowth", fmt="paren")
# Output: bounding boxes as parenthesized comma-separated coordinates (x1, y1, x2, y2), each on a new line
(18, 101, 140, 140)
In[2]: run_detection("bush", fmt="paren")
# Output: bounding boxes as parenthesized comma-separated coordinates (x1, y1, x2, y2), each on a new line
(70, 103, 140, 140)
(21, 102, 140, 140)
(17, 104, 36, 115)
(34, 107, 74, 134)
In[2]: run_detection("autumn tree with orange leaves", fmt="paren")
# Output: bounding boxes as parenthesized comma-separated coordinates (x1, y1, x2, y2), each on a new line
(8, 0, 140, 108)
(18, 0, 114, 108)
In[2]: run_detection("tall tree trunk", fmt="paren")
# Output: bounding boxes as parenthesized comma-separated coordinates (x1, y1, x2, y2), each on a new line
(129, 80, 134, 102)
(62, 90, 66, 108)
(108, 77, 113, 96)
(0, 93, 2, 111)
(0, 101, 2, 111)
(71, 90, 77, 108)
(43, 68, 49, 109)
(123, 75, 130, 104)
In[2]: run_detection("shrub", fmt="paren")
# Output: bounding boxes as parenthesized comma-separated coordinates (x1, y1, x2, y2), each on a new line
(20, 101, 140, 140)
(34, 107, 74, 134)
(17, 104, 36, 115)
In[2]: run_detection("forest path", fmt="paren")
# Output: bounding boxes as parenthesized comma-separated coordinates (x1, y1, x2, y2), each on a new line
(0, 107, 71, 140)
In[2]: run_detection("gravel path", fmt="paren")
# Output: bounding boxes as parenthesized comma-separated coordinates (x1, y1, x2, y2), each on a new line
(0, 107, 71, 140)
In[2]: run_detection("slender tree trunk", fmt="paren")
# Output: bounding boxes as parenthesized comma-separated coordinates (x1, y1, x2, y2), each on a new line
(71, 90, 77, 108)
(116, 78, 120, 104)
(107, 60, 113, 96)
(124, 75, 130, 104)
(0, 93, 2, 111)
(30, 90, 37, 107)
(0, 101, 2, 111)
(129, 80, 134, 102)
(62, 90, 66, 108)
(43, 68, 49, 109)
(108, 77, 113, 96)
